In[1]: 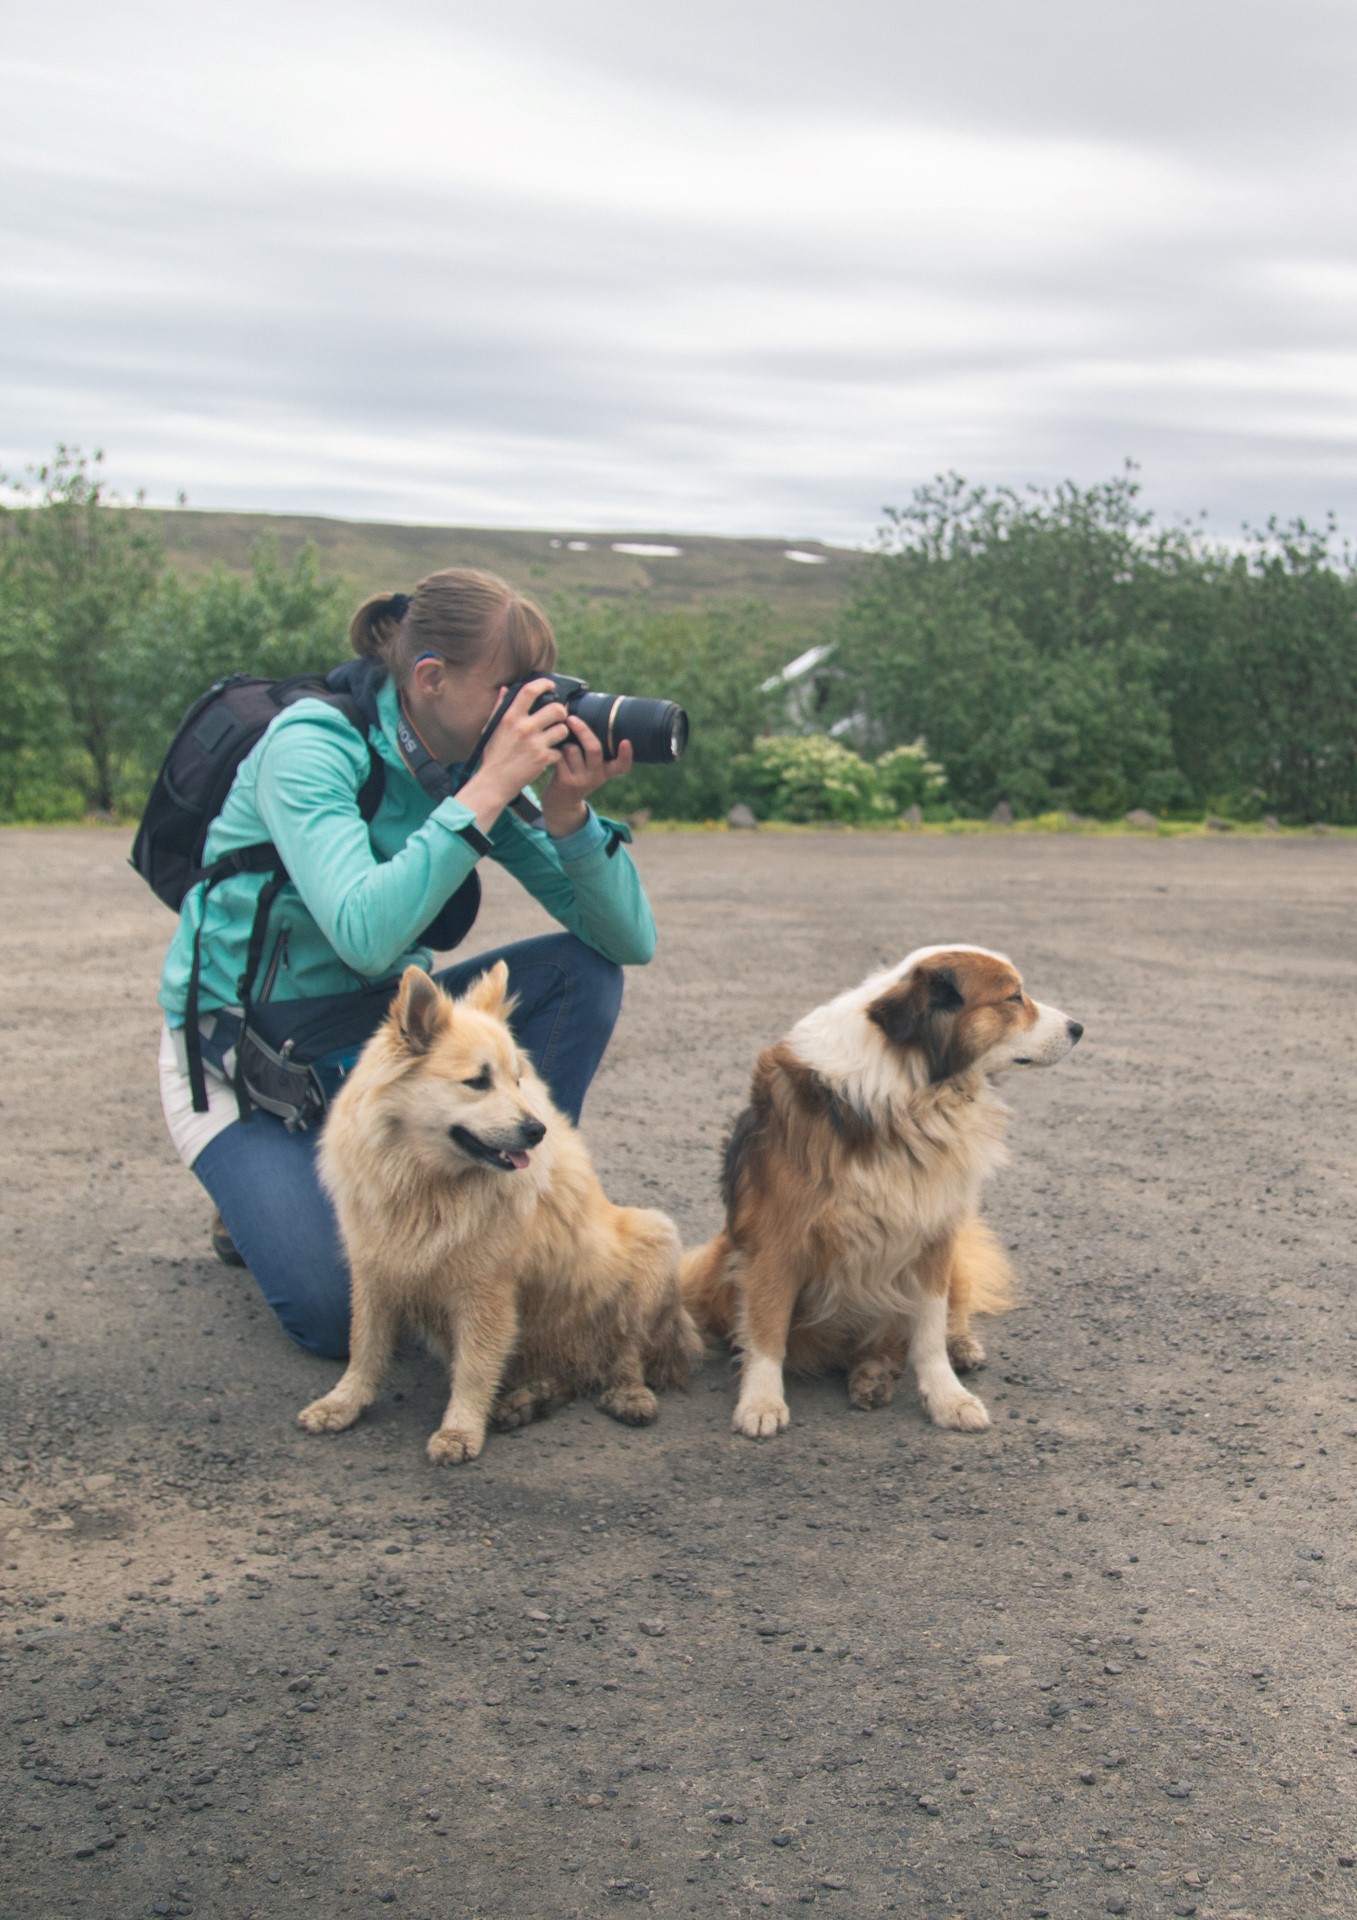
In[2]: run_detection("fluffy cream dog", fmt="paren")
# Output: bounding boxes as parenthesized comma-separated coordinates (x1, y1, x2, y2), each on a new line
(681, 945, 1082, 1437)
(298, 963, 698, 1463)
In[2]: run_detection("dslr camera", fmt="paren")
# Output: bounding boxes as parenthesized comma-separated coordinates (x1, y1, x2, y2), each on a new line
(495, 673, 688, 765)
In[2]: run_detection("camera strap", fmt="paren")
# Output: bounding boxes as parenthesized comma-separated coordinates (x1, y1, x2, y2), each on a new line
(395, 696, 456, 803)
(396, 693, 543, 831)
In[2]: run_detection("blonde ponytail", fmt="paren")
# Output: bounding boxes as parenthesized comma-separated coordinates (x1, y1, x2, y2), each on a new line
(348, 590, 412, 662)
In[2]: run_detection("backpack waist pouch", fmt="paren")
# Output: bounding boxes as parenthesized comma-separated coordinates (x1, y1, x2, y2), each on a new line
(232, 980, 403, 1133)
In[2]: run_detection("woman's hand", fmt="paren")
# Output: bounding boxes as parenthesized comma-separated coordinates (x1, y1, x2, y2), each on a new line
(456, 680, 572, 831)
(542, 714, 633, 838)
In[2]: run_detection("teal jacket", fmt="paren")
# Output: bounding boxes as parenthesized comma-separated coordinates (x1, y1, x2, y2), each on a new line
(158, 674, 656, 1025)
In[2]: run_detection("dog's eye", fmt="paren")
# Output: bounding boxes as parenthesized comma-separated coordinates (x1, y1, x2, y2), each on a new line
(461, 1067, 492, 1091)
(1008, 991, 1024, 1003)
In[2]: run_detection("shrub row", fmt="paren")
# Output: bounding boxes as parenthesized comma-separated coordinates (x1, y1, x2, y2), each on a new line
(3, 451, 1354, 825)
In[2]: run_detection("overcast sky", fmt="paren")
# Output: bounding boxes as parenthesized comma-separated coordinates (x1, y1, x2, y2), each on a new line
(4, 0, 1356, 544)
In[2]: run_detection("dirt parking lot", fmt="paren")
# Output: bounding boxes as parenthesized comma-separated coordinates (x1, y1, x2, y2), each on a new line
(2, 825, 1356, 1920)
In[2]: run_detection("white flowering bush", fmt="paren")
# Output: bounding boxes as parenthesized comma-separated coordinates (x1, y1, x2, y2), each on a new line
(874, 741, 948, 813)
(735, 734, 893, 824)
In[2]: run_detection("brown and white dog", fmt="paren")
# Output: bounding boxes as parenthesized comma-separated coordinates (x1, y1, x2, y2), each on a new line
(681, 946, 1082, 1437)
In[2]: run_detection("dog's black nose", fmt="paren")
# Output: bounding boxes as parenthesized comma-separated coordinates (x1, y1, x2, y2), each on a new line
(1067, 1020, 1084, 1044)
(520, 1118, 547, 1147)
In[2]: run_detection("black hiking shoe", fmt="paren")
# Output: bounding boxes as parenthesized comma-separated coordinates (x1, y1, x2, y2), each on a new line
(210, 1209, 247, 1268)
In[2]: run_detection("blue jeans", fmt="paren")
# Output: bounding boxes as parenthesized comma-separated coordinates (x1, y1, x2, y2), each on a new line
(190, 934, 623, 1359)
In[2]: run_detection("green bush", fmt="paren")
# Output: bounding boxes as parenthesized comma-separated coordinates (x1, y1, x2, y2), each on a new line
(0, 452, 353, 821)
(0, 470, 795, 825)
(734, 734, 892, 824)
(116, 539, 351, 802)
(832, 468, 1357, 823)
(0, 448, 164, 815)
(4, 443, 1354, 829)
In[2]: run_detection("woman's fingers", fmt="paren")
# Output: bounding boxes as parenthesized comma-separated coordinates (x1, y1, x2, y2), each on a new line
(559, 714, 599, 767)
(553, 717, 631, 797)
(482, 687, 570, 783)
(480, 685, 634, 804)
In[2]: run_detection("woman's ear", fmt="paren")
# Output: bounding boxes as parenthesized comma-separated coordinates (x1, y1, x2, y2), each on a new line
(392, 965, 449, 1055)
(408, 652, 444, 703)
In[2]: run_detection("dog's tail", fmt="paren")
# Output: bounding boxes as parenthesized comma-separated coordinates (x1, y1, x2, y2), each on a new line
(680, 1231, 739, 1341)
(948, 1216, 1017, 1329)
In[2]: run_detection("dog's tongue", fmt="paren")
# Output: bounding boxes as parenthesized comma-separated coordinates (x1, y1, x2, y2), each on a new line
(504, 1149, 531, 1171)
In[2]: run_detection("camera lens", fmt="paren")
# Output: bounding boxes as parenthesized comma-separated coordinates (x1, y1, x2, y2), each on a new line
(570, 692, 689, 764)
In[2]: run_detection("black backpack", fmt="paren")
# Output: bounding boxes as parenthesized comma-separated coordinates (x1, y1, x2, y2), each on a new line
(131, 659, 479, 1119)
(131, 664, 387, 912)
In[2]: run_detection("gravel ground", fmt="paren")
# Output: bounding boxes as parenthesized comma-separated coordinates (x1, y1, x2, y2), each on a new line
(2, 824, 1356, 1920)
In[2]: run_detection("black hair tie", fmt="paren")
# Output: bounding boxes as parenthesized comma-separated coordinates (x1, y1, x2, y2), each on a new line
(389, 591, 412, 621)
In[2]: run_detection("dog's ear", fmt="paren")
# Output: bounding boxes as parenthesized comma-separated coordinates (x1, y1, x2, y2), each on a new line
(462, 960, 514, 1020)
(924, 966, 965, 1014)
(868, 965, 963, 1043)
(868, 965, 966, 1079)
(392, 965, 450, 1055)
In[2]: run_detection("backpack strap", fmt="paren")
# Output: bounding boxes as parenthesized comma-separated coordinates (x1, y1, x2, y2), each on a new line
(356, 748, 385, 822)
(184, 897, 215, 1115)
(181, 739, 387, 1116)
(231, 864, 293, 1122)
(182, 844, 280, 1113)
(166, 669, 389, 1116)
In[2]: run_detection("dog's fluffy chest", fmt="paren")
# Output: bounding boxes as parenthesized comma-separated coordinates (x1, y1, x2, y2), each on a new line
(408, 1160, 551, 1274)
(809, 1082, 1009, 1272)
(332, 1146, 551, 1301)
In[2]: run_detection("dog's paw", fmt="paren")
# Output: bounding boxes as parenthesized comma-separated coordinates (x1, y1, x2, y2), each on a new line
(426, 1425, 484, 1465)
(947, 1331, 986, 1373)
(598, 1383, 659, 1426)
(297, 1395, 362, 1434)
(848, 1359, 898, 1410)
(492, 1379, 566, 1430)
(733, 1395, 790, 1439)
(927, 1387, 990, 1432)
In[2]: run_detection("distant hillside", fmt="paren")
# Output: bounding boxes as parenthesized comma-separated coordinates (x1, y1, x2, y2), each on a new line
(159, 510, 868, 622)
